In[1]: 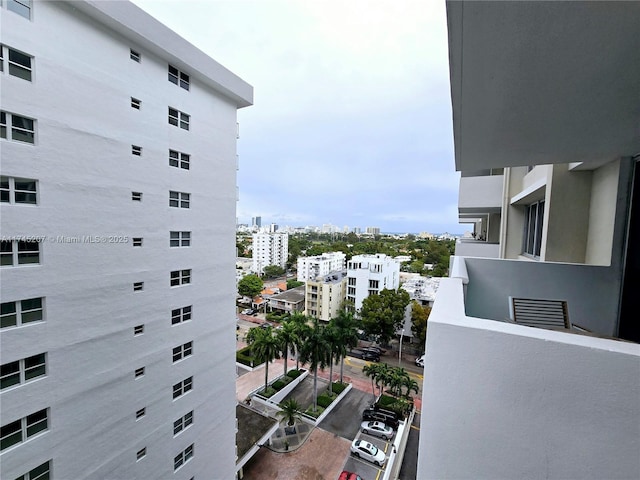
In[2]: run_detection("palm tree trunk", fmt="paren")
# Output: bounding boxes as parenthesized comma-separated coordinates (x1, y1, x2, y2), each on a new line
(313, 368, 318, 411)
(264, 362, 269, 393)
(284, 348, 288, 376)
(328, 354, 334, 393)
(339, 356, 345, 384)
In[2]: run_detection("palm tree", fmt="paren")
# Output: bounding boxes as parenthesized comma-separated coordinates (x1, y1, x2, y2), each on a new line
(275, 321, 298, 377)
(288, 311, 308, 370)
(401, 377, 419, 399)
(362, 363, 385, 401)
(276, 398, 302, 427)
(324, 324, 341, 393)
(330, 309, 360, 383)
(299, 317, 330, 412)
(247, 326, 281, 394)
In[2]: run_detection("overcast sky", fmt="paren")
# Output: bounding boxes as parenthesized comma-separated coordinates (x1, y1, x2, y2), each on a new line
(132, 0, 463, 234)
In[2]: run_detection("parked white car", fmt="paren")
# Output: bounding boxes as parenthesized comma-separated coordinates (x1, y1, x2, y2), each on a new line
(350, 439, 386, 466)
(360, 420, 394, 440)
(415, 354, 425, 367)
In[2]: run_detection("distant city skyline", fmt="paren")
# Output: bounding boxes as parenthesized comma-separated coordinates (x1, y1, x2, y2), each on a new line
(132, 0, 463, 234)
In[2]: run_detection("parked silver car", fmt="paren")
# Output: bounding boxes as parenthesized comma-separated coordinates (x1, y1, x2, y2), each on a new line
(360, 420, 394, 440)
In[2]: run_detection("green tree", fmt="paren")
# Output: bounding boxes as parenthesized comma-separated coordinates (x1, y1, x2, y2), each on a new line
(401, 376, 419, 399)
(299, 317, 330, 412)
(246, 326, 281, 394)
(288, 311, 308, 370)
(410, 301, 431, 349)
(360, 288, 411, 345)
(238, 274, 263, 299)
(286, 279, 304, 289)
(263, 265, 285, 278)
(324, 324, 340, 393)
(330, 309, 360, 383)
(276, 398, 302, 427)
(362, 362, 387, 401)
(275, 321, 298, 376)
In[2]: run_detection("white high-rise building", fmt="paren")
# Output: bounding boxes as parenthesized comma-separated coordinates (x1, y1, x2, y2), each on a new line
(346, 254, 400, 311)
(251, 233, 288, 275)
(0, 2, 252, 479)
(417, 3, 640, 480)
(297, 252, 346, 282)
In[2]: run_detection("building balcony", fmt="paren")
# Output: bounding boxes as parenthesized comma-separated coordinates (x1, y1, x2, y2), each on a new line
(458, 173, 503, 214)
(418, 256, 640, 479)
(454, 238, 500, 258)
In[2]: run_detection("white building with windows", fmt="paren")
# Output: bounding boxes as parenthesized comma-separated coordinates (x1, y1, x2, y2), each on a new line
(297, 252, 346, 282)
(0, 2, 252, 479)
(346, 254, 400, 311)
(251, 232, 288, 275)
(418, 2, 640, 479)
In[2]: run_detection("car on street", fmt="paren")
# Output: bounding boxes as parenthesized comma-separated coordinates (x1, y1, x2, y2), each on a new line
(338, 471, 363, 480)
(361, 420, 394, 440)
(350, 439, 386, 466)
(415, 354, 425, 367)
(362, 346, 386, 355)
(348, 349, 380, 362)
(362, 407, 399, 429)
(241, 309, 252, 315)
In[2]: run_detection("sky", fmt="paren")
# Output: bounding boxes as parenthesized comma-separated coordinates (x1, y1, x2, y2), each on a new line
(132, 0, 463, 234)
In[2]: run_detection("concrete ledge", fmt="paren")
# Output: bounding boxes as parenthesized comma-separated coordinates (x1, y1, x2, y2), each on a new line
(303, 383, 353, 426)
(269, 369, 310, 404)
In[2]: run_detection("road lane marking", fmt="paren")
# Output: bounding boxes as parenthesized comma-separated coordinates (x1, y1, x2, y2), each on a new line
(411, 425, 420, 431)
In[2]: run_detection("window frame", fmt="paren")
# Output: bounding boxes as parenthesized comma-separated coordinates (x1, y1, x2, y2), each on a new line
(522, 200, 545, 258)
(130, 49, 141, 62)
(172, 341, 193, 363)
(174, 443, 194, 471)
(170, 231, 191, 247)
(168, 107, 190, 130)
(14, 460, 51, 480)
(171, 305, 192, 325)
(168, 64, 190, 91)
(0, 352, 47, 391)
(1, 297, 44, 329)
(169, 191, 190, 208)
(172, 376, 193, 400)
(1, 240, 41, 267)
(169, 149, 190, 170)
(173, 410, 194, 436)
(6, 0, 32, 20)
(7, 46, 32, 81)
(0, 111, 35, 144)
(0, 176, 38, 205)
(0, 408, 48, 452)
(170, 269, 192, 287)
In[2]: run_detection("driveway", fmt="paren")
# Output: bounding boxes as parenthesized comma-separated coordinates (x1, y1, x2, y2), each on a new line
(318, 388, 372, 440)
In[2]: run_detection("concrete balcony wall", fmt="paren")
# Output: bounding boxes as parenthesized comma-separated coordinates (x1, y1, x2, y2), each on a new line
(418, 278, 640, 480)
(454, 240, 500, 258)
(458, 174, 504, 212)
(462, 256, 621, 336)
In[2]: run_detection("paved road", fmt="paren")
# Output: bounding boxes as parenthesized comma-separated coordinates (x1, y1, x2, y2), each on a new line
(319, 388, 372, 440)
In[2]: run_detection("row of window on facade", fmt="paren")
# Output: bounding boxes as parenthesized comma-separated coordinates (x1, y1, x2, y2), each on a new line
(0, 235, 193, 267)
(1, 107, 191, 146)
(0, 406, 193, 473)
(1, 298, 193, 332)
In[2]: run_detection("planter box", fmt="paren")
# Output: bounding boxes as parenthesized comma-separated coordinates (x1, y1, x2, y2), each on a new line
(269, 369, 309, 404)
(307, 383, 353, 426)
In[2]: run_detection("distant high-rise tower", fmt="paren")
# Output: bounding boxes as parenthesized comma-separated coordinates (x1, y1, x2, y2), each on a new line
(252, 216, 262, 228)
